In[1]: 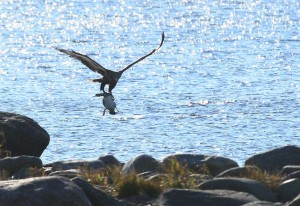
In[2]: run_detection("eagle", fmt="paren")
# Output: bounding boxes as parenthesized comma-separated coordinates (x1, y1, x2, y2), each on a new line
(55, 32, 164, 94)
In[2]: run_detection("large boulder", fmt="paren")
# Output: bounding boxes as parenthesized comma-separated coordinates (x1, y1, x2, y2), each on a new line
(0, 176, 92, 206)
(277, 178, 300, 202)
(72, 177, 124, 206)
(122, 154, 163, 175)
(0, 156, 42, 177)
(198, 177, 277, 202)
(98, 155, 122, 167)
(245, 146, 300, 172)
(0, 112, 49, 157)
(157, 188, 259, 206)
(204, 156, 239, 176)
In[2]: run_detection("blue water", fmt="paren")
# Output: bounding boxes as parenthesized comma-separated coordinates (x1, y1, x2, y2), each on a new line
(0, 0, 299, 166)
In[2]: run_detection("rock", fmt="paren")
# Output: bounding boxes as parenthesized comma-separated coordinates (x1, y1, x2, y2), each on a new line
(12, 167, 44, 179)
(162, 154, 207, 170)
(49, 169, 81, 179)
(242, 201, 284, 206)
(11, 167, 32, 179)
(162, 154, 238, 176)
(99, 155, 122, 167)
(0, 176, 92, 206)
(122, 154, 163, 175)
(277, 178, 300, 202)
(119, 193, 157, 206)
(52, 160, 106, 171)
(157, 188, 259, 206)
(0, 156, 42, 176)
(217, 166, 261, 178)
(245, 146, 300, 172)
(204, 156, 239, 176)
(43, 167, 53, 175)
(287, 194, 300, 206)
(281, 165, 300, 175)
(198, 177, 277, 202)
(282, 171, 300, 182)
(72, 177, 124, 206)
(0, 112, 50, 157)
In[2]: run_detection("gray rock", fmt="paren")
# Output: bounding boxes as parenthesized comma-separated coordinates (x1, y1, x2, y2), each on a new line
(162, 154, 238, 176)
(122, 154, 163, 174)
(198, 177, 277, 202)
(157, 188, 259, 206)
(99, 155, 122, 167)
(287, 194, 300, 206)
(242, 201, 283, 206)
(72, 177, 124, 206)
(43, 167, 53, 175)
(12, 167, 44, 179)
(49, 169, 81, 179)
(281, 165, 300, 175)
(245, 146, 300, 172)
(162, 154, 207, 170)
(0, 176, 92, 206)
(0, 112, 50, 157)
(204, 156, 239, 176)
(282, 171, 300, 182)
(217, 166, 261, 178)
(277, 178, 300, 202)
(11, 167, 32, 179)
(0, 156, 42, 176)
(52, 160, 106, 171)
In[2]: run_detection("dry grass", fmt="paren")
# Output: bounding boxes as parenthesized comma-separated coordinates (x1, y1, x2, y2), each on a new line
(65, 160, 284, 197)
(116, 173, 162, 198)
(0, 170, 10, 180)
(80, 160, 207, 197)
(80, 166, 162, 197)
(28, 167, 46, 178)
(0, 131, 11, 159)
(162, 159, 199, 189)
(237, 166, 283, 191)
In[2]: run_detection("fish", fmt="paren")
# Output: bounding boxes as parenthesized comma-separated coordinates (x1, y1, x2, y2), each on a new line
(95, 92, 117, 116)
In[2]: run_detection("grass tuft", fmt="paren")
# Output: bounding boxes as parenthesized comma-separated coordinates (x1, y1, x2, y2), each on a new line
(240, 166, 283, 191)
(227, 166, 283, 191)
(116, 173, 162, 198)
(162, 159, 198, 189)
(0, 131, 11, 159)
(79, 160, 284, 198)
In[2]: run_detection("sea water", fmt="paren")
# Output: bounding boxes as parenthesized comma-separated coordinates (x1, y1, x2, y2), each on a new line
(0, 0, 299, 165)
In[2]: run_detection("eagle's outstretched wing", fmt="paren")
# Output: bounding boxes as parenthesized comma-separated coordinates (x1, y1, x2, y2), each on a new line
(120, 32, 165, 73)
(55, 47, 107, 76)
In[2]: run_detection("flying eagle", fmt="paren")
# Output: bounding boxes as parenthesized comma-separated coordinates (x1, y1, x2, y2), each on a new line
(55, 32, 164, 94)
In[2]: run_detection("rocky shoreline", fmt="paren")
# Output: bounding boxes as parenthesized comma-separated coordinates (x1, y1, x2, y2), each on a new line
(1, 112, 300, 206)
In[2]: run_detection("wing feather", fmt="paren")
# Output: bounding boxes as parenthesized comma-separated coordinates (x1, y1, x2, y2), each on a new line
(54, 47, 107, 76)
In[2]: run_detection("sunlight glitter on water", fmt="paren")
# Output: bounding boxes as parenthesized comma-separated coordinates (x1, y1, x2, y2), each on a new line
(0, 0, 299, 166)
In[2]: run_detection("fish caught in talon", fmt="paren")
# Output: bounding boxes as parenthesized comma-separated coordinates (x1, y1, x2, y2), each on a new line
(95, 92, 118, 116)
(55, 32, 164, 115)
